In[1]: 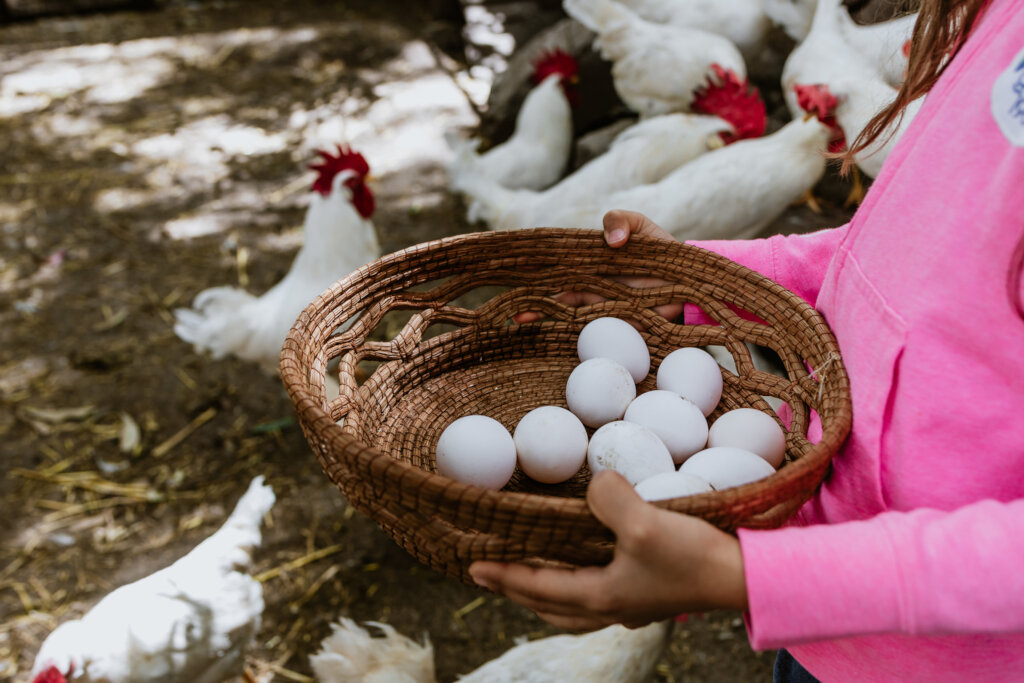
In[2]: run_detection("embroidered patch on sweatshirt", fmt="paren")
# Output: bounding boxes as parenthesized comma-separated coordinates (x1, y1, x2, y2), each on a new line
(992, 44, 1024, 146)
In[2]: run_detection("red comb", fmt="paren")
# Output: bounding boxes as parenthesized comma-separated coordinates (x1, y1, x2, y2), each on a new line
(901, 39, 912, 57)
(691, 64, 767, 143)
(531, 49, 579, 84)
(32, 665, 69, 683)
(308, 145, 375, 218)
(793, 83, 846, 152)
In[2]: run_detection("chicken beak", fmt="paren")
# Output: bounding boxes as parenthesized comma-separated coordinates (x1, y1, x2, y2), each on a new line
(802, 111, 815, 122)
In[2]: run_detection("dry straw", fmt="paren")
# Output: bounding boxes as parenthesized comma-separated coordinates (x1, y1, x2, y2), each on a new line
(281, 228, 852, 584)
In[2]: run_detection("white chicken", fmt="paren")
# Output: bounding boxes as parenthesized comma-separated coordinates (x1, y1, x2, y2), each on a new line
(174, 146, 380, 374)
(563, 0, 747, 117)
(781, 0, 882, 121)
(445, 50, 578, 191)
(310, 617, 671, 683)
(612, 0, 771, 63)
(837, 7, 917, 87)
(30, 476, 276, 683)
(454, 66, 767, 230)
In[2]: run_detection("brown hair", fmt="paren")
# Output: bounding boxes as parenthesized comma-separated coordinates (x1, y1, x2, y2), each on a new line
(844, 0, 1024, 319)
(844, 0, 988, 167)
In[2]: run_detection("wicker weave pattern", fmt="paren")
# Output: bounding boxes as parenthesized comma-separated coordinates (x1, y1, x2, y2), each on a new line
(281, 228, 852, 583)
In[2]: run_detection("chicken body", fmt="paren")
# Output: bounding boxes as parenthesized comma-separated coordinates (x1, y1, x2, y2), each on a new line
(31, 477, 276, 683)
(310, 618, 671, 683)
(615, 0, 771, 62)
(445, 72, 573, 191)
(174, 169, 379, 374)
(564, 0, 747, 117)
(455, 113, 733, 229)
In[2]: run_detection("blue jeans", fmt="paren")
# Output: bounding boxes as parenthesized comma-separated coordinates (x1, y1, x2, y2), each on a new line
(773, 649, 820, 683)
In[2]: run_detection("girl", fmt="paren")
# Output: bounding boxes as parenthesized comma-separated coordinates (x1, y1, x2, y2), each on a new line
(469, 0, 1024, 680)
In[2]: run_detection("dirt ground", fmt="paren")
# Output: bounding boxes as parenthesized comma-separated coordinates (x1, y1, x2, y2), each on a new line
(0, 1, 861, 681)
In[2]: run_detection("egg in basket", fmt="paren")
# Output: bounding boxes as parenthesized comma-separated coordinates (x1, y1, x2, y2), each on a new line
(280, 228, 851, 585)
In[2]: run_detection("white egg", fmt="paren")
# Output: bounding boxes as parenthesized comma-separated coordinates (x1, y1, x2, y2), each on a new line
(587, 421, 675, 485)
(634, 471, 714, 501)
(435, 415, 517, 490)
(656, 347, 724, 416)
(513, 406, 589, 484)
(708, 408, 787, 468)
(623, 390, 709, 465)
(566, 357, 637, 428)
(678, 446, 778, 490)
(577, 317, 651, 383)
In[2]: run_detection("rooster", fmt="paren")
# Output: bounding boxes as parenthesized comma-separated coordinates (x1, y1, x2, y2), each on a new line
(563, 0, 747, 117)
(454, 65, 767, 230)
(174, 146, 379, 375)
(444, 50, 578, 191)
(310, 618, 671, 683)
(30, 476, 275, 683)
(611, 0, 771, 63)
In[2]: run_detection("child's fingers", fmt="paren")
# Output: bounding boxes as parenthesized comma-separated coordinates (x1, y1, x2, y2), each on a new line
(603, 210, 675, 247)
(510, 291, 611, 324)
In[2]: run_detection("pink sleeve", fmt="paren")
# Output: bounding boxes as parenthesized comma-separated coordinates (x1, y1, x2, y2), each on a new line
(737, 499, 1024, 648)
(684, 226, 849, 323)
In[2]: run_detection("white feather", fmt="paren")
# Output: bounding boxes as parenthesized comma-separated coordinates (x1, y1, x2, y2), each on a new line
(310, 619, 434, 683)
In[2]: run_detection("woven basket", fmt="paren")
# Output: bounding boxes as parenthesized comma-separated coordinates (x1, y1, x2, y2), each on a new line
(281, 228, 851, 584)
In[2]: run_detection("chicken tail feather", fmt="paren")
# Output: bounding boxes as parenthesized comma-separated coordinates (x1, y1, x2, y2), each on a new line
(310, 618, 435, 683)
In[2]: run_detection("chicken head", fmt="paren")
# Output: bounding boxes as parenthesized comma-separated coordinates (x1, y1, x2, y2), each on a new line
(691, 63, 767, 143)
(309, 145, 375, 218)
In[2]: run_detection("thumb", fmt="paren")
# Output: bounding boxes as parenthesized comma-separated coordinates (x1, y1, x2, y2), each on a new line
(586, 470, 649, 536)
(602, 210, 674, 247)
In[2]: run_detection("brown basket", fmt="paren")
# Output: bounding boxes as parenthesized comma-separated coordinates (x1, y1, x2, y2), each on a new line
(281, 228, 851, 584)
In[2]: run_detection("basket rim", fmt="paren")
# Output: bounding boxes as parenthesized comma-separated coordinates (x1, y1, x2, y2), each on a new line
(280, 227, 852, 526)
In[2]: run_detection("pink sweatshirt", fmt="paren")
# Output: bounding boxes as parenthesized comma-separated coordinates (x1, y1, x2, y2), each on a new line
(688, 0, 1024, 679)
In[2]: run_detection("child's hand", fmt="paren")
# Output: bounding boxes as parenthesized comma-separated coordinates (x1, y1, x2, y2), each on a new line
(513, 210, 684, 323)
(469, 470, 749, 631)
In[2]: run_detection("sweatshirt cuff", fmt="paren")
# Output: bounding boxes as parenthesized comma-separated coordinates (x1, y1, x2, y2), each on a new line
(738, 518, 906, 649)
